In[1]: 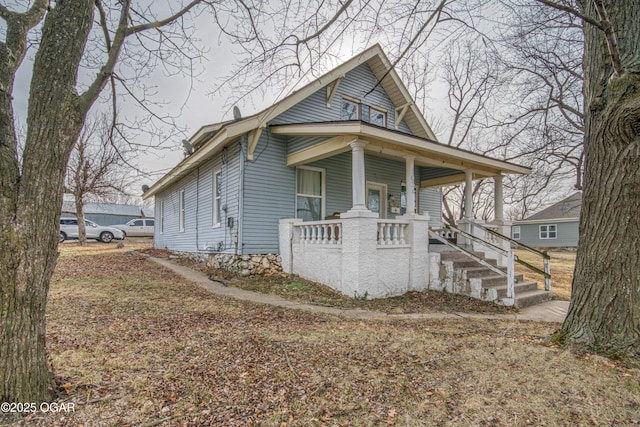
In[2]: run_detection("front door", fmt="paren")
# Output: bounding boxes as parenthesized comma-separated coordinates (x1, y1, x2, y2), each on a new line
(366, 182, 387, 218)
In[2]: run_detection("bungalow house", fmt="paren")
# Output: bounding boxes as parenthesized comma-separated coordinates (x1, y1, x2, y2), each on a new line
(144, 45, 551, 307)
(512, 192, 581, 248)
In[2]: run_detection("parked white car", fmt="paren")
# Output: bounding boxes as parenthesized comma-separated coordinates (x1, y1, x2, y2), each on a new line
(110, 218, 155, 237)
(59, 218, 125, 243)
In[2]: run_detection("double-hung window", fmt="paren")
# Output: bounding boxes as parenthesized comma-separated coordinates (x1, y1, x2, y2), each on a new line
(179, 189, 185, 232)
(213, 169, 222, 227)
(296, 167, 325, 221)
(539, 224, 557, 239)
(512, 225, 521, 240)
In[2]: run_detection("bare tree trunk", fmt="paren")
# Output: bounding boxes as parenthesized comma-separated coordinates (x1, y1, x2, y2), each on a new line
(0, 0, 94, 402)
(562, 1, 640, 356)
(75, 197, 87, 246)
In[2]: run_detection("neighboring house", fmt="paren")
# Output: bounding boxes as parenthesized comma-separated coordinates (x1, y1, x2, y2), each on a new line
(144, 45, 534, 302)
(61, 201, 153, 227)
(512, 192, 582, 248)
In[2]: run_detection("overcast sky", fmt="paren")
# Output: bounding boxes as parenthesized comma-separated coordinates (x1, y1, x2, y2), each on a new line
(7, 7, 376, 189)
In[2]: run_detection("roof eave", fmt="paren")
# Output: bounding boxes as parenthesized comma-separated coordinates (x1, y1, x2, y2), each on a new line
(271, 122, 531, 176)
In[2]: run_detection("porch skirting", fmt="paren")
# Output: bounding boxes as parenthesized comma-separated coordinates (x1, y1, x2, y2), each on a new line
(280, 212, 430, 299)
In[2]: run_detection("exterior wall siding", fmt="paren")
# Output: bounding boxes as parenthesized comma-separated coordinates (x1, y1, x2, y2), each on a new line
(514, 221, 579, 247)
(154, 143, 242, 253)
(241, 132, 295, 254)
(306, 153, 442, 221)
(420, 167, 462, 181)
(418, 187, 443, 226)
(271, 63, 413, 134)
(153, 62, 449, 255)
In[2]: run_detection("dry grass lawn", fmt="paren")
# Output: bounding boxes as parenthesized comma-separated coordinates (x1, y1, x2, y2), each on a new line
(3, 243, 638, 426)
(514, 250, 576, 301)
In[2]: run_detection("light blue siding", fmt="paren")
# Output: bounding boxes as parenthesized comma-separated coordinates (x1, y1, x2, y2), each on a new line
(154, 61, 448, 255)
(306, 153, 438, 220)
(154, 143, 242, 253)
(241, 132, 295, 254)
(272, 63, 413, 133)
(420, 167, 461, 181)
(419, 187, 443, 226)
(288, 135, 331, 154)
(515, 221, 579, 247)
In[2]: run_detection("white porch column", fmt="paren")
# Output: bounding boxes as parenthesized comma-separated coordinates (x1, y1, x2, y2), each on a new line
(458, 169, 474, 247)
(349, 139, 368, 211)
(464, 170, 473, 220)
(404, 155, 416, 215)
(490, 174, 510, 267)
(494, 174, 504, 222)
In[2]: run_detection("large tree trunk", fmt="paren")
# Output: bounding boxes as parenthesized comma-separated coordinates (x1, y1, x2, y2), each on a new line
(562, 1, 640, 356)
(0, 0, 95, 402)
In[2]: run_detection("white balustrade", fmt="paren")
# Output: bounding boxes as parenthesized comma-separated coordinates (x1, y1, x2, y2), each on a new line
(295, 220, 342, 245)
(484, 225, 500, 245)
(377, 220, 408, 245)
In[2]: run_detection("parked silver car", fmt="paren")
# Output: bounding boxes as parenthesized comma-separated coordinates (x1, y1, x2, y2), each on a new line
(59, 218, 125, 243)
(109, 218, 155, 237)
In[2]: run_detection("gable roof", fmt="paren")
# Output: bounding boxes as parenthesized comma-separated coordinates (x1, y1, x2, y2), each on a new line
(144, 45, 442, 199)
(518, 192, 582, 223)
(144, 45, 530, 199)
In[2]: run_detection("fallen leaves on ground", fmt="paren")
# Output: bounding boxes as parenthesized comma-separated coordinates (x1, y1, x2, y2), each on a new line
(142, 249, 517, 315)
(3, 244, 638, 426)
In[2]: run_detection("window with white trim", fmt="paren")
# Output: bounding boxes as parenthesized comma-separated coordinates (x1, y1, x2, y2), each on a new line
(539, 224, 557, 239)
(512, 225, 521, 240)
(341, 98, 360, 120)
(213, 169, 222, 227)
(179, 189, 185, 232)
(296, 167, 325, 221)
(369, 107, 387, 127)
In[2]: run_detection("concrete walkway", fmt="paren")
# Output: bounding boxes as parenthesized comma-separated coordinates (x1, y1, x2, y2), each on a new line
(147, 256, 569, 323)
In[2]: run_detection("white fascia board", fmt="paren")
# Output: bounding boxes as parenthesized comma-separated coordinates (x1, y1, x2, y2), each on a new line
(513, 218, 579, 225)
(143, 128, 230, 199)
(271, 122, 531, 175)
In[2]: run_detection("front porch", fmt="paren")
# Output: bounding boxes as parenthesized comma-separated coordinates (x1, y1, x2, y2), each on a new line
(277, 126, 541, 304)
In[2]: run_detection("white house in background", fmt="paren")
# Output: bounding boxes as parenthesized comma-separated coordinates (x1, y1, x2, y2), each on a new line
(512, 192, 581, 248)
(144, 45, 552, 307)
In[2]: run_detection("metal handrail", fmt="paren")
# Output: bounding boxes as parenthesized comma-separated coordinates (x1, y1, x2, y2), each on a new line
(471, 221, 551, 291)
(429, 228, 515, 304)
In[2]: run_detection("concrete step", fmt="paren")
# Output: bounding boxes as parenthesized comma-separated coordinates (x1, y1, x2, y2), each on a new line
(464, 266, 507, 278)
(439, 251, 486, 261)
(450, 258, 498, 269)
(512, 289, 553, 309)
(485, 281, 539, 299)
(480, 274, 525, 286)
(437, 249, 551, 310)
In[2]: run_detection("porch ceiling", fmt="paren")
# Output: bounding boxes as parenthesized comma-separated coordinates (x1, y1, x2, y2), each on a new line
(272, 122, 531, 181)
